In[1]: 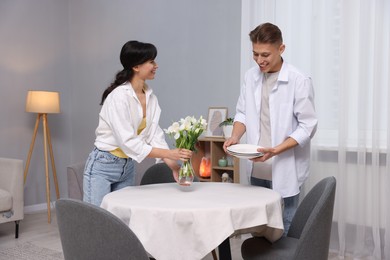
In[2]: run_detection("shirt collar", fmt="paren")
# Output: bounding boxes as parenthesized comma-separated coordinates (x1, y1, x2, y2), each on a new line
(252, 61, 289, 84)
(277, 62, 289, 83)
(123, 82, 153, 98)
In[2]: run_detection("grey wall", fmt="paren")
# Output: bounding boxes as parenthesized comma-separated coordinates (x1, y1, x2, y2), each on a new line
(0, 0, 72, 207)
(0, 0, 241, 207)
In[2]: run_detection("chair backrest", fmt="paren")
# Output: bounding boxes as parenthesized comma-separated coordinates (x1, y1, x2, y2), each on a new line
(56, 199, 149, 260)
(140, 163, 176, 185)
(288, 176, 336, 260)
(66, 162, 85, 200)
(140, 163, 199, 185)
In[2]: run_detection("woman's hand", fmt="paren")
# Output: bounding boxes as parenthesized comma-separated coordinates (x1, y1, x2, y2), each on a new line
(172, 168, 179, 182)
(162, 159, 181, 183)
(170, 148, 193, 161)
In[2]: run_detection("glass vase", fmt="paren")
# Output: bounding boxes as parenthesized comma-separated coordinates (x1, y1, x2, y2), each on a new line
(178, 160, 195, 186)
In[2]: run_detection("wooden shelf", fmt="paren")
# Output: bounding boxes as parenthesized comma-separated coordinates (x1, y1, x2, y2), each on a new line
(192, 136, 240, 183)
(213, 166, 234, 170)
(198, 176, 211, 182)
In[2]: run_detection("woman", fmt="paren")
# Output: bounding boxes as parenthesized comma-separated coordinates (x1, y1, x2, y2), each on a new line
(83, 40, 192, 206)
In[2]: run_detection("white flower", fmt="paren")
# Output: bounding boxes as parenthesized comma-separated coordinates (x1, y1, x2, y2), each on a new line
(191, 116, 197, 125)
(182, 117, 192, 131)
(165, 122, 179, 135)
(171, 122, 180, 133)
(165, 115, 206, 151)
(201, 118, 207, 129)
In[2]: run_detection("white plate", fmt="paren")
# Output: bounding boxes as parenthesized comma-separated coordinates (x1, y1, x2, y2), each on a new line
(227, 152, 261, 157)
(227, 153, 263, 159)
(227, 144, 263, 159)
(227, 144, 263, 154)
(227, 150, 260, 155)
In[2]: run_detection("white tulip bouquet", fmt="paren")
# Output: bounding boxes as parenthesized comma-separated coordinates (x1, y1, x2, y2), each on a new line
(164, 116, 207, 185)
(164, 116, 207, 151)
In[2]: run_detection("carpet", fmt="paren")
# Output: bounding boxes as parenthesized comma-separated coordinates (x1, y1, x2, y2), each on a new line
(0, 242, 64, 260)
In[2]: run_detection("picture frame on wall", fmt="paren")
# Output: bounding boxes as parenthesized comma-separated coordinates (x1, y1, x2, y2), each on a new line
(205, 107, 227, 137)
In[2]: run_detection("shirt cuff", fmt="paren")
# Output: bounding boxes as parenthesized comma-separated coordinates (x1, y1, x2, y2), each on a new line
(132, 144, 153, 163)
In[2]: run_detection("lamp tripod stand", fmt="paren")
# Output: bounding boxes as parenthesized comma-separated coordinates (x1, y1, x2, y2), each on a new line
(24, 113, 60, 223)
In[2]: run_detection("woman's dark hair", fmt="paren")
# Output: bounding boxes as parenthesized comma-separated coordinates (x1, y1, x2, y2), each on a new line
(249, 23, 283, 45)
(100, 41, 157, 105)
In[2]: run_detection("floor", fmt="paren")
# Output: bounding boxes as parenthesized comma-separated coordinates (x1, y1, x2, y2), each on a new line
(0, 211, 63, 253)
(0, 210, 244, 260)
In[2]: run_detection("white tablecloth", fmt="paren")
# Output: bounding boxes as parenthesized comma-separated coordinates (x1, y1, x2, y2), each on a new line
(101, 182, 283, 260)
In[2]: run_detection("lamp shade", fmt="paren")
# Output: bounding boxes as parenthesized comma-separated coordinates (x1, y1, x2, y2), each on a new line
(26, 91, 60, 114)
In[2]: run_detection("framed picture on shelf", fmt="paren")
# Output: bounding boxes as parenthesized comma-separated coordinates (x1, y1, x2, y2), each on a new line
(205, 107, 227, 137)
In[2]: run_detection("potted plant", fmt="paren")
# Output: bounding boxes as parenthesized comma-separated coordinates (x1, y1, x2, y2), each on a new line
(219, 118, 234, 138)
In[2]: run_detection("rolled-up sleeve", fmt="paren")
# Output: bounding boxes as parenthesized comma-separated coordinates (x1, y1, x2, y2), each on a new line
(234, 74, 248, 124)
(289, 77, 318, 147)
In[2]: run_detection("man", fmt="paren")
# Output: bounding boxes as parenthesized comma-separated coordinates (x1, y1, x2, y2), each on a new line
(223, 23, 317, 234)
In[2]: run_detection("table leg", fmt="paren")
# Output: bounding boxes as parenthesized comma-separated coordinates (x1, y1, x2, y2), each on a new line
(218, 237, 232, 260)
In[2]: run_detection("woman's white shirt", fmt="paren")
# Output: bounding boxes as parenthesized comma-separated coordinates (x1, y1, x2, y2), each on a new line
(94, 83, 169, 163)
(234, 62, 318, 198)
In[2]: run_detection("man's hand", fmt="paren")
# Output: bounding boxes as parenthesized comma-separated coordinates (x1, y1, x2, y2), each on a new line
(251, 137, 298, 162)
(223, 136, 240, 152)
(251, 147, 276, 162)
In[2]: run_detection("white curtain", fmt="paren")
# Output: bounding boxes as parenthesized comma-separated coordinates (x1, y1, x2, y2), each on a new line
(241, 0, 390, 258)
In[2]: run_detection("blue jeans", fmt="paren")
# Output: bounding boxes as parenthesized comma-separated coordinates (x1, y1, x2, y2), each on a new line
(250, 177, 299, 236)
(83, 148, 135, 206)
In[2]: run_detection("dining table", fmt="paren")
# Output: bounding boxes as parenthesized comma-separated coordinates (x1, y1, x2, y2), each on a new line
(100, 182, 284, 260)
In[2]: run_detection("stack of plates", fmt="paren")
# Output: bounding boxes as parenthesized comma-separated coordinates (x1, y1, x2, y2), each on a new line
(227, 144, 264, 159)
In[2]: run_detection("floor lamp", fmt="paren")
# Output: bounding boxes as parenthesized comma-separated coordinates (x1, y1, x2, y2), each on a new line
(24, 90, 60, 223)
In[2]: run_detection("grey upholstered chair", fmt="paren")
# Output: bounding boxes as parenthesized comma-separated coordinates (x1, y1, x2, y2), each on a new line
(241, 176, 337, 260)
(67, 159, 156, 199)
(140, 163, 176, 185)
(67, 162, 85, 200)
(140, 162, 199, 185)
(56, 198, 149, 260)
(0, 158, 24, 239)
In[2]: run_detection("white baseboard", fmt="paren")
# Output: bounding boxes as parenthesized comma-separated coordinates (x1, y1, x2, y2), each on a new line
(24, 201, 56, 214)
